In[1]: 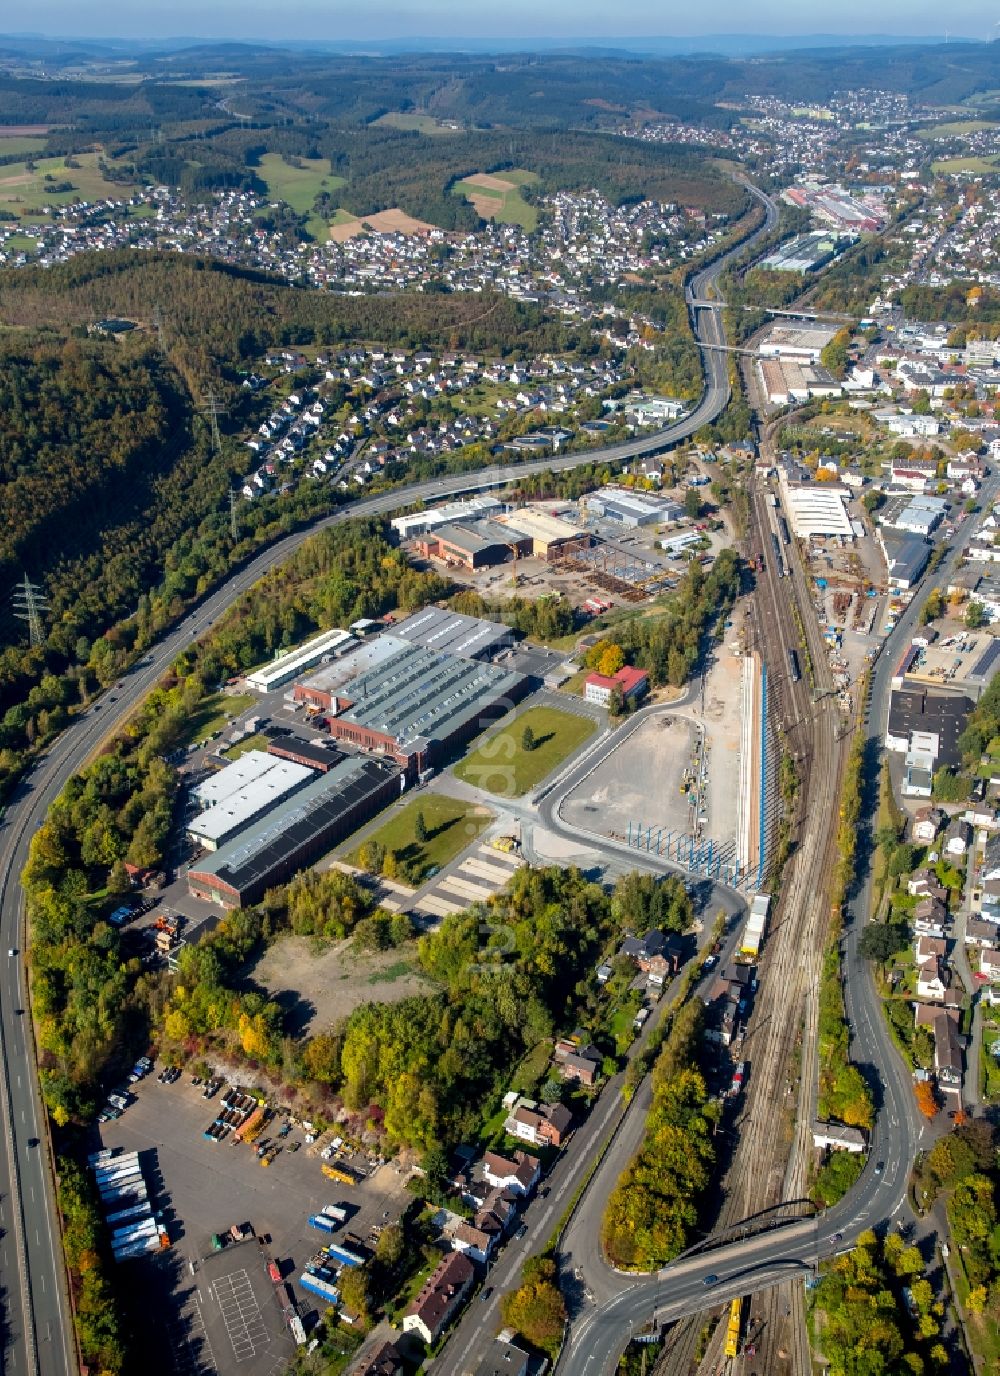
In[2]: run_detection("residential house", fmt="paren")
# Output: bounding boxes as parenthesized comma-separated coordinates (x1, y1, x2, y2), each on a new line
(944, 819, 973, 858)
(907, 869, 948, 903)
(934, 1010, 964, 1093)
(583, 665, 649, 709)
(556, 1049, 602, 1087)
(981, 833, 1000, 882)
(353, 1340, 405, 1376)
(912, 806, 945, 844)
(403, 1252, 476, 1345)
(481, 1151, 541, 1197)
(812, 1120, 867, 1153)
(452, 1221, 497, 1265)
(914, 934, 948, 965)
(620, 929, 683, 974)
(964, 918, 998, 950)
(916, 956, 949, 1002)
(913, 896, 949, 938)
(504, 1099, 573, 1148)
(980, 948, 1000, 982)
(473, 1337, 531, 1376)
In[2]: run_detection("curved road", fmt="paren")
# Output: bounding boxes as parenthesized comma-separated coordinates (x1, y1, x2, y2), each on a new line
(0, 181, 778, 1376)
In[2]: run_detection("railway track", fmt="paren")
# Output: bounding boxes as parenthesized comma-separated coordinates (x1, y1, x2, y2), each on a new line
(659, 479, 846, 1376)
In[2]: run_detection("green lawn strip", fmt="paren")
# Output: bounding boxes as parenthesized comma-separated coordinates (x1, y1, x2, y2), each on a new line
(453, 704, 595, 798)
(222, 731, 270, 760)
(932, 156, 999, 175)
(950, 1242, 1000, 1368)
(557, 668, 590, 696)
(346, 793, 492, 882)
(0, 153, 138, 216)
(180, 691, 255, 747)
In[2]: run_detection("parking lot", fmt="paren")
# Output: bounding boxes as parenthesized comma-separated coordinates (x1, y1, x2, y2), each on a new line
(96, 1071, 414, 1376)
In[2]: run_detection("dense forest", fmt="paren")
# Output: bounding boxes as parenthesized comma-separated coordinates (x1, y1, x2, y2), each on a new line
(602, 1000, 717, 1268)
(811, 1229, 949, 1374)
(0, 253, 580, 380)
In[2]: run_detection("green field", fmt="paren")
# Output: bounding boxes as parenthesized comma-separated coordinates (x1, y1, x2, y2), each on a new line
(918, 119, 998, 140)
(0, 137, 48, 156)
(932, 156, 1000, 175)
(255, 153, 347, 240)
(347, 794, 492, 882)
(454, 169, 539, 231)
(180, 692, 255, 748)
(374, 111, 462, 136)
(0, 153, 138, 217)
(1, 232, 41, 256)
(454, 704, 595, 798)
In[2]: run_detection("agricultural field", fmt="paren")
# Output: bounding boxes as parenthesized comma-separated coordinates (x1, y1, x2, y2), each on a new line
(0, 153, 138, 217)
(328, 206, 437, 241)
(917, 118, 999, 139)
(454, 704, 595, 798)
(453, 169, 540, 231)
(254, 153, 346, 240)
(347, 793, 493, 882)
(0, 136, 48, 156)
(374, 111, 463, 136)
(931, 155, 999, 175)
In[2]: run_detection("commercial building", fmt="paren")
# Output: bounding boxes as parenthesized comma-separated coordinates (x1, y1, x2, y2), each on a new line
(244, 628, 355, 693)
(391, 496, 503, 543)
(759, 231, 844, 274)
(758, 322, 838, 362)
(474, 1338, 530, 1376)
(187, 756, 400, 908)
(585, 488, 681, 527)
(885, 687, 973, 773)
(390, 606, 515, 661)
(188, 753, 315, 851)
(883, 495, 948, 538)
(584, 665, 649, 708)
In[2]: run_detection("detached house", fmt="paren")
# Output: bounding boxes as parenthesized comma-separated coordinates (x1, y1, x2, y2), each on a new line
(482, 1151, 540, 1197)
(504, 1099, 573, 1148)
(403, 1252, 475, 1346)
(912, 807, 945, 844)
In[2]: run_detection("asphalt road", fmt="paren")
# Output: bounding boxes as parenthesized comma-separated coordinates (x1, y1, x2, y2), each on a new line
(0, 182, 778, 1376)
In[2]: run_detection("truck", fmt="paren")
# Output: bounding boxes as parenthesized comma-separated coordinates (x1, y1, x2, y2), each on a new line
(321, 1204, 348, 1223)
(111, 1218, 157, 1243)
(267, 1261, 282, 1285)
(321, 1164, 356, 1186)
(94, 1151, 139, 1178)
(324, 1242, 365, 1269)
(96, 1160, 141, 1186)
(88, 1148, 117, 1168)
(235, 1105, 265, 1143)
(289, 1315, 307, 1346)
(308, 1214, 339, 1235)
(99, 1181, 146, 1206)
(113, 1235, 162, 1262)
(105, 1202, 152, 1227)
(298, 1272, 339, 1303)
(98, 1174, 144, 1200)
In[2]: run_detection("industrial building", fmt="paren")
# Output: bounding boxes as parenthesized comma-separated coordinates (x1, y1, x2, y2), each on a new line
(881, 533, 930, 591)
(264, 733, 344, 772)
(584, 488, 681, 527)
(883, 495, 948, 538)
(758, 322, 838, 362)
(390, 606, 515, 661)
(188, 751, 314, 851)
(415, 520, 530, 569)
(495, 509, 589, 561)
(778, 483, 854, 540)
(390, 496, 503, 543)
(759, 231, 845, 275)
(323, 640, 527, 773)
(244, 628, 355, 694)
(188, 756, 400, 908)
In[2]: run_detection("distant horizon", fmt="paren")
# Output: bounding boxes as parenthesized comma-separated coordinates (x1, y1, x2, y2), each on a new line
(0, 28, 990, 57)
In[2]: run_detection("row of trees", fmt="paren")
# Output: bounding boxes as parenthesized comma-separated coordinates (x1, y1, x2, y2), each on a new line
(602, 1001, 717, 1268)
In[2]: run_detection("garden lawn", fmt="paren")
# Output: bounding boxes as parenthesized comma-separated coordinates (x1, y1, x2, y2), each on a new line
(222, 732, 270, 760)
(347, 794, 492, 882)
(454, 704, 595, 798)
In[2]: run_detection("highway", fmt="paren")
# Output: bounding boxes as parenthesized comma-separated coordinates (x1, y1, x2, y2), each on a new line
(0, 181, 778, 1376)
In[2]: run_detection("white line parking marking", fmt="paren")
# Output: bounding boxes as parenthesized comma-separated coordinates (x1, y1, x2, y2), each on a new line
(211, 1269, 270, 1362)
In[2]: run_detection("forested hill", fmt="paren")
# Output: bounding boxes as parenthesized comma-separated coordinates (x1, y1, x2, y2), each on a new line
(0, 253, 584, 384)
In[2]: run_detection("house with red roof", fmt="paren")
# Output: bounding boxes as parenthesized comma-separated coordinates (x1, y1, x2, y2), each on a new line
(583, 665, 649, 709)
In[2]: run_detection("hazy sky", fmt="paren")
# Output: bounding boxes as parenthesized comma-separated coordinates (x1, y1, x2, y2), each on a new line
(12, 1, 1000, 42)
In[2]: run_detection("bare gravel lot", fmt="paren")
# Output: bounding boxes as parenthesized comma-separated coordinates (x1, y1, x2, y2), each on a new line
(252, 935, 436, 1034)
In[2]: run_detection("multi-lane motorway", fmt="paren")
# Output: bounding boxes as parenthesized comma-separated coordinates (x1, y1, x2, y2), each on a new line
(0, 182, 778, 1376)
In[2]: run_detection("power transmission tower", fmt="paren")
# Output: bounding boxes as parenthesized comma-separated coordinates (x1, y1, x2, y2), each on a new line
(151, 305, 167, 353)
(13, 575, 48, 648)
(201, 388, 227, 456)
(229, 488, 240, 541)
